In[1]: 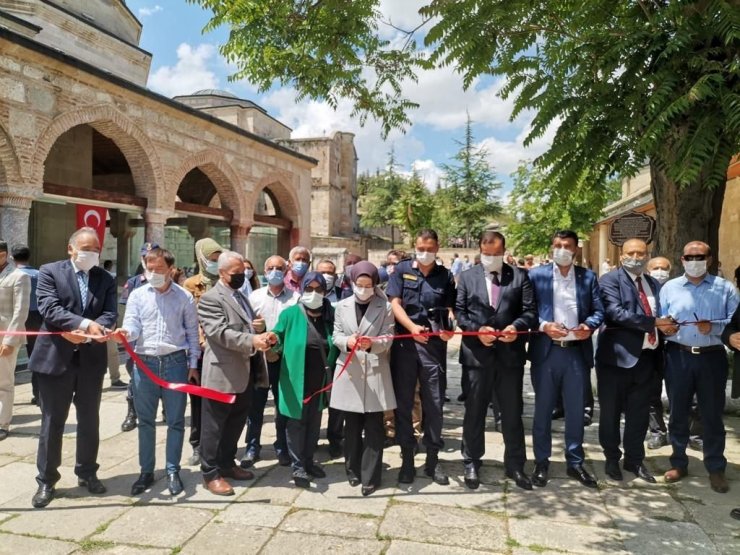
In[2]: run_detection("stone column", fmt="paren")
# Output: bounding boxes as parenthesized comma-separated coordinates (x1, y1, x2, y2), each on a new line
(0, 193, 34, 247)
(109, 209, 135, 287)
(598, 224, 609, 268)
(144, 209, 169, 245)
(230, 223, 251, 256)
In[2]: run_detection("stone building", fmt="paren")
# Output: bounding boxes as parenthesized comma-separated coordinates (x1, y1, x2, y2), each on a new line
(0, 0, 362, 278)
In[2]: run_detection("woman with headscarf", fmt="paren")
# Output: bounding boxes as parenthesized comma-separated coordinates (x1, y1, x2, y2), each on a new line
(182, 238, 223, 466)
(331, 262, 395, 495)
(269, 272, 339, 488)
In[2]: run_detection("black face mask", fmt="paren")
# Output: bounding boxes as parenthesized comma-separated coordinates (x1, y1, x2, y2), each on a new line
(229, 273, 246, 290)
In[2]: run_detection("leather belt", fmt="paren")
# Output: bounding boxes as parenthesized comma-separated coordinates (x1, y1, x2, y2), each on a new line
(552, 340, 582, 348)
(668, 343, 725, 355)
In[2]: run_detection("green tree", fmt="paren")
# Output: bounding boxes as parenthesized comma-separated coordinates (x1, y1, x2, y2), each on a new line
(507, 162, 622, 256)
(440, 114, 502, 246)
(357, 148, 404, 235)
(192, 0, 739, 267)
(394, 171, 435, 245)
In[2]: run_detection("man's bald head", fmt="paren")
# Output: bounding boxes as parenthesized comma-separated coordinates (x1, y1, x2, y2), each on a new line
(647, 257, 671, 272)
(264, 255, 286, 272)
(682, 241, 711, 257)
(622, 238, 648, 256)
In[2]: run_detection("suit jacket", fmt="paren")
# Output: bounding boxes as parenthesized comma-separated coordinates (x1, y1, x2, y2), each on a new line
(331, 291, 396, 413)
(455, 263, 538, 368)
(528, 264, 605, 368)
(595, 267, 661, 369)
(721, 304, 740, 399)
(198, 281, 266, 395)
(0, 263, 31, 348)
(29, 259, 117, 376)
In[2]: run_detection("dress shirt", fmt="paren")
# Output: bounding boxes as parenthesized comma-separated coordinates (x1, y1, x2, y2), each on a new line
(248, 285, 299, 331)
(626, 270, 658, 350)
(659, 273, 739, 347)
(547, 264, 578, 341)
(70, 258, 92, 331)
(122, 282, 201, 367)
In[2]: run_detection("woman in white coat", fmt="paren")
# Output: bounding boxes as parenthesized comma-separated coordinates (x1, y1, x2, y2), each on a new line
(331, 261, 396, 496)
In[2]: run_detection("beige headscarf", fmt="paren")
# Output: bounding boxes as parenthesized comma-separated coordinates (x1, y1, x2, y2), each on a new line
(194, 238, 223, 290)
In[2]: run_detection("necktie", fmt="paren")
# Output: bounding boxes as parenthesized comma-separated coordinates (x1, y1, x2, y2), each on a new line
(77, 271, 88, 308)
(490, 271, 500, 308)
(234, 292, 256, 331)
(636, 277, 656, 345)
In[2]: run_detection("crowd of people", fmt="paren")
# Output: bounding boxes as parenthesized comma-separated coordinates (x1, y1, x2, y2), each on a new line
(0, 226, 738, 522)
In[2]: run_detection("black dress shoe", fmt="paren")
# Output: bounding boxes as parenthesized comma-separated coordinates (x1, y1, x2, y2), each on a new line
(532, 462, 549, 488)
(464, 466, 480, 490)
(506, 469, 533, 491)
(567, 465, 598, 488)
(0, 429, 7, 441)
(240, 451, 260, 469)
(730, 508, 740, 521)
(347, 472, 361, 487)
(583, 414, 593, 427)
(361, 485, 376, 496)
(167, 471, 184, 495)
(293, 469, 311, 488)
(623, 463, 656, 483)
(424, 464, 449, 485)
(277, 452, 292, 467)
(32, 484, 55, 508)
(605, 460, 623, 481)
(306, 461, 326, 479)
(78, 475, 107, 494)
(552, 408, 565, 420)
(646, 432, 668, 450)
(131, 472, 155, 495)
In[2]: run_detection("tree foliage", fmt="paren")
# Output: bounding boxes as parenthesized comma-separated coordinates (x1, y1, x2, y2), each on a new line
(507, 162, 622, 256)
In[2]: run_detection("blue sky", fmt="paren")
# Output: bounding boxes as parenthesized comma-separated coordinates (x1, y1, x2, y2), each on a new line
(127, 1, 555, 192)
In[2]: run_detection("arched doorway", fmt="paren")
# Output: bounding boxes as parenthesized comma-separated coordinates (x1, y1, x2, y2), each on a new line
(249, 177, 302, 268)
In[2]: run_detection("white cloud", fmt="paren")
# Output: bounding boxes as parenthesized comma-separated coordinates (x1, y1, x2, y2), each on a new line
(148, 43, 220, 98)
(138, 5, 163, 18)
(377, 0, 428, 39)
(478, 118, 559, 177)
(409, 159, 444, 190)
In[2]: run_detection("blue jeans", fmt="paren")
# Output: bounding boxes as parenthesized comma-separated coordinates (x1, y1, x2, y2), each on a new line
(133, 351, 189, 474)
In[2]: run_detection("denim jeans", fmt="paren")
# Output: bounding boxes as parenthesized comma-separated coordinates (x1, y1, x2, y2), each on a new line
(133, 351, 189, 474)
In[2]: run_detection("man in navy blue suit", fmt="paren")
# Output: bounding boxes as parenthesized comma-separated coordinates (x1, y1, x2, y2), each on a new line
(596, 239, 678, 484)
(528, 230, 604, 489)
(30, 227, 117, 508)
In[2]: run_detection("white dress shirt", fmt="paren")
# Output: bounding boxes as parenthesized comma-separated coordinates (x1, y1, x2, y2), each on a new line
(248, 285, 299, 331)
(551, 264, 579, 341)
(626, 270, 658, 350)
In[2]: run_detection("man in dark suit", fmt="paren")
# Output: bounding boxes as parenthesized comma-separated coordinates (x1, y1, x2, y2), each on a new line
(596, 239, 678, 483)
(721, 304, 740, 519)
(455, 231, 537, 490)
(528, 230, 604, 489)
(30, 227, 117, 508)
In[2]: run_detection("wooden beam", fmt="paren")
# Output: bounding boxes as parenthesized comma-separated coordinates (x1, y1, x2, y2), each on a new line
(175, 201, 233, 221)
(254, 213, 292, 230)
(43, 182, 147, 208)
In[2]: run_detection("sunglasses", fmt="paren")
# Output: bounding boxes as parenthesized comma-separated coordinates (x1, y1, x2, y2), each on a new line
(683, 255, 707, 261)
(304, 285, 325, 293)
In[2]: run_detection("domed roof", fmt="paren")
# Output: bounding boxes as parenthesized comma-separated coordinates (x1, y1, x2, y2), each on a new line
(191, 89, 238, 98)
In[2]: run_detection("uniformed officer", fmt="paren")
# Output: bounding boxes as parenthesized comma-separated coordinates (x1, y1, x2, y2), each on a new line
(387, 229, 456, 485)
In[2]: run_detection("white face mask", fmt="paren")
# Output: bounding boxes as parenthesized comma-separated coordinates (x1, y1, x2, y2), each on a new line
(415, 251, 436, 266)
(74, 250, 99, 273)
(552, 248, 574, 267)
(353, 284, 374, 302)
(480, 254, 504, 273)
(145, 270, 168, 289)
(683, 260, 707, 278)
(301, 291, 324, 310)
(322, 273, 336, 290)
(649, 269, 670, 284)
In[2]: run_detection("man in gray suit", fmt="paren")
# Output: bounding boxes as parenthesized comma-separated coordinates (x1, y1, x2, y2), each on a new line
(197, 251, 273, 496)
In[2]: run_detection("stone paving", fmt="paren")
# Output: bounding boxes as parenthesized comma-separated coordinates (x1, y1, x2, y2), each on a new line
(1, 346, 739, 554)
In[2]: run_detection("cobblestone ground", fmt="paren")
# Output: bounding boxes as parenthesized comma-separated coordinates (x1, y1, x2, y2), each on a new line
(1, 345, 738, 554)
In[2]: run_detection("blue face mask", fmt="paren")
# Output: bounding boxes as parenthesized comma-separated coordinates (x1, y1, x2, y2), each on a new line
(205, 261, 218, 275)
(267, 269, 284, 286)
(292, 261, 308, 277)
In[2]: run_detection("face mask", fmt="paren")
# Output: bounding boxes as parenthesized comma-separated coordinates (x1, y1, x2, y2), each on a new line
(322, 273, 336, 290)
(387, 264, 395, 274)
(205, 261, 219, 276)
(621, 256, 647, 275)
(145, 270, 168, 289)
(353, 284, 374, 302)
(552, 248, 574, 267)
(245, 269, 254, 280)
(74, 250, 99, 272)
(415, 251, 436, 266)
(649, 269, 670, 284)
(480, 254, 504, 273)
(267, 269, 284, 286)
(228, 273, 246, 290)
(301, 291, 324, 310)
(683, 260, 707, 278)
(292, 261, 308, 277)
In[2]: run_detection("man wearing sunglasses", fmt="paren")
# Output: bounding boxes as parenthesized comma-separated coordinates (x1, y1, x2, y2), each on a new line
(659, 242, 739, 493)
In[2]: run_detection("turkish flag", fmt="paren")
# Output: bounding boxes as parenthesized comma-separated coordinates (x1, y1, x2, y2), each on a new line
(76, 204, 108, 248)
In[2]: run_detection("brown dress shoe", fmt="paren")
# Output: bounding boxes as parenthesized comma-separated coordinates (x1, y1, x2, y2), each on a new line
(220, 466, 254, 481)
(663, 467, 688, 483)
(709, 472, 729, 493)
(203, 477, 234, 496)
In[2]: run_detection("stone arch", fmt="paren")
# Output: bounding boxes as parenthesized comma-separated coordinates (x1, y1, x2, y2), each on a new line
(252, 172, 303, 229)
(30, 104, 165, 206)
(0, 120, 23, 187)
(169, 149, 246, 222)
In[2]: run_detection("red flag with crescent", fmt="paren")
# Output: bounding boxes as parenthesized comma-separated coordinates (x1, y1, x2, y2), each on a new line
(76, 204, 107, 247)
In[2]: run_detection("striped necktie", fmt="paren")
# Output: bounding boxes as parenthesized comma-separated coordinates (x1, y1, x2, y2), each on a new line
(77, 270, 88, 308)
